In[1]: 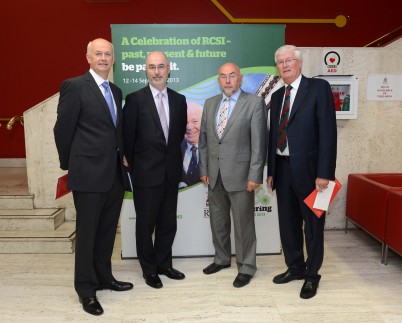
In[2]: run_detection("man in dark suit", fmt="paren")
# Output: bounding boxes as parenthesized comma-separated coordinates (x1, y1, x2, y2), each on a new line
(267, 45, 337, 299)
(199, 62, 267, 288)
(179, 102, 203, 188)
(54, 38, 133, 316)
(123, 51, 187, 289)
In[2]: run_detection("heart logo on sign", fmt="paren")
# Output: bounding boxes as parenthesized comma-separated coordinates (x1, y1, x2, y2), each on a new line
(330, 58, 335, 63)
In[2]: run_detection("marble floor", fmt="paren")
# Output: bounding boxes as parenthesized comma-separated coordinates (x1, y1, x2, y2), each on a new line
(0, 229, 401, 323)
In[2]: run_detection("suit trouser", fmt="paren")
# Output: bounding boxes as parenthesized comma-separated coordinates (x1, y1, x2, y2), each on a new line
(133, 179, 178, 275)
(275, 155, 325, 283)
(208, 173, 257, 276)
(72, 159, 124, 298)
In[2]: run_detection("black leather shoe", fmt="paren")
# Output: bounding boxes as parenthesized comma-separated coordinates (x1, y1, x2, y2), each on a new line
(273, 270, 304, 284)
(98, 280, 133, 291)
(203, 263, 231, 275)
(300, 281, 319, 299)
(233, 273, 252, 288)
(143, 273, 163, 289)
(79, 296, 103, 316)
(158, 267, 185, 280)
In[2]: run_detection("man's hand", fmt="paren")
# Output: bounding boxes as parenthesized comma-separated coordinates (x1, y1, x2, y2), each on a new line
(266, 176, 273, 190)
(315, 177, 329, 192)
(247, 181, 260, 192)
(200, 176, 209, 185)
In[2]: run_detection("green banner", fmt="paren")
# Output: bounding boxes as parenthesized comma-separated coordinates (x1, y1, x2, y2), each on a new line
(112, 24, 284, 101)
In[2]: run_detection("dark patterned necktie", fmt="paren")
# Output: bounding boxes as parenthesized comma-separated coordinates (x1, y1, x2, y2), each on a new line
(187, 145, 198, 176)
(277, 85, 292, 152)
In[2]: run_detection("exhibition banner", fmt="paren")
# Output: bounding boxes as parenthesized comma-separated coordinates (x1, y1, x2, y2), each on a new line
(112, 24, 284, 257)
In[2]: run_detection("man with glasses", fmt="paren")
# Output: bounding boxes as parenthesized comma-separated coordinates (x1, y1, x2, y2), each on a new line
(199, 62, 267, 288)
(267, 45, 337, 299)
(123, 51, 187, 289)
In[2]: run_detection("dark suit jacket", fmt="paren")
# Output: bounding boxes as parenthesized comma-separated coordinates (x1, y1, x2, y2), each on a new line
(267, 75, 337, 195)
(54, 71, 125, 192)
(123, 85, 187, 188)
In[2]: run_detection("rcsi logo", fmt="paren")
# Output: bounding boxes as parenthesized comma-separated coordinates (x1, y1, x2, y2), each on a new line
(324, 51, 341, 73)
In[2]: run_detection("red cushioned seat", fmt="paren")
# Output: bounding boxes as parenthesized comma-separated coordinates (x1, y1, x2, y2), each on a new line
(384, 190, 402, 264)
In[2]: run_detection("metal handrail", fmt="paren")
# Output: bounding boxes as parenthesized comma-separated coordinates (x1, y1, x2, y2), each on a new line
(0, 116, 24, 130)
(364, 25, 402, 47)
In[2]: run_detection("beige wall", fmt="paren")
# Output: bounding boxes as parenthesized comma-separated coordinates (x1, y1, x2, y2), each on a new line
(300, 40, 402, 228)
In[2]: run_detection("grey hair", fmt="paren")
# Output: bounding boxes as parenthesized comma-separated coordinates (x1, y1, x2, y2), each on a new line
(275, 45, 302, 61)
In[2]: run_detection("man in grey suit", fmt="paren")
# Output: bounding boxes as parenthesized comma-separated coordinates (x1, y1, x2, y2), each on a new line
(198, 62, 267, 288)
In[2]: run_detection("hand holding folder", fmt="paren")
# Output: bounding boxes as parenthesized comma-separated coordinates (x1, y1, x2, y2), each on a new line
(304, 178, 341, 218)
(55, 174, 71, 199)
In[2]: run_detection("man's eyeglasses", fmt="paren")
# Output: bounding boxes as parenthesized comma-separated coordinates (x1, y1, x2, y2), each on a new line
(276, 58, 297, 67)
(219, 73, 238, 81)
(147, 64, 167, 72)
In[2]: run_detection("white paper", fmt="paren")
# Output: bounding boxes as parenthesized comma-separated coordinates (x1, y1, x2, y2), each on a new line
(313, 181, 335, 211)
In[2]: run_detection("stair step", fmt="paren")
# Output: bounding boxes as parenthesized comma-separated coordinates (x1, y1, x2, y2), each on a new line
(0, 208, 65, 230)
(0, 195, 34, 210)
(0, 221, 76, 254)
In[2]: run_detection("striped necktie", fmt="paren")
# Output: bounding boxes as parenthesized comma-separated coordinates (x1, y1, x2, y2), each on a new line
(277, 85, 292, 152)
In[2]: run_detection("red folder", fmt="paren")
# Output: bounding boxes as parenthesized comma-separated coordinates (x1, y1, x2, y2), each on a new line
(55, 174, 71, 199)
(304, 178, 341, 218)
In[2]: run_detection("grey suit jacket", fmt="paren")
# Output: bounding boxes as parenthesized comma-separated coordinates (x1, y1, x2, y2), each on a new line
(199, 90, 267, 191)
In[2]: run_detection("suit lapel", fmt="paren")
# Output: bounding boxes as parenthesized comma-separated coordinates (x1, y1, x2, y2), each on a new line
(212, 96, 223, 140)
(144, 86, 166, 138)
(289, 76, 308, 122)
(85, 72, 117, 127)
(167, 88, 176, 138)
(219, 91, 247, 139)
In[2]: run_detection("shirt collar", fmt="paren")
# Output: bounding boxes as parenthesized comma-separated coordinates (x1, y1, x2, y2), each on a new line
(149, 84, 167, 98)
(222, 88, 241, 104)
(89, 69, 108, 86)
(286, 74, 302, 91)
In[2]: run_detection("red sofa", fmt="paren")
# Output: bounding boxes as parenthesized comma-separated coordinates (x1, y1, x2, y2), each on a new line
(345, 173, 402, 263)
(384, 190, 402, 264)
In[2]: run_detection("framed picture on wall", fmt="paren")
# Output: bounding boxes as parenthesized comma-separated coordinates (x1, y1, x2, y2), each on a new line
(314, 75, 359, 119)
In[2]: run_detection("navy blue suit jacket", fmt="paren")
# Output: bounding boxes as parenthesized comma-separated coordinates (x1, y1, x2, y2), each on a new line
(267, 75, 337, 196)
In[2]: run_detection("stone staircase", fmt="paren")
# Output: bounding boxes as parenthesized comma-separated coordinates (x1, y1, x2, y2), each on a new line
(0, 167, 76, 253)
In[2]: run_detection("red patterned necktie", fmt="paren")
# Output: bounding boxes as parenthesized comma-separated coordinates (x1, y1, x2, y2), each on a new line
(277, 85, 292, 152)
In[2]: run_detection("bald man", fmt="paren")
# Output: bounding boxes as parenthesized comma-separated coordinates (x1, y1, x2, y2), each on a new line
(123, 51, 187, 289)
(199, 62, 267, 288)
(54, 38, 133, 316)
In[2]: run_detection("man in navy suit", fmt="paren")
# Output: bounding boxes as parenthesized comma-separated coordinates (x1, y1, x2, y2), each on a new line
(123, 51, 187, 289)
(267, 45, 337, 299)
(54, 38, 133, 316)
